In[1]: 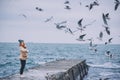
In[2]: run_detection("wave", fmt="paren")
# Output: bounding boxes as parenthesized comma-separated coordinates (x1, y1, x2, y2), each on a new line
(0, 62, 12, 67)
(88, 62, 120, 69)
(99, 72, 114, 76)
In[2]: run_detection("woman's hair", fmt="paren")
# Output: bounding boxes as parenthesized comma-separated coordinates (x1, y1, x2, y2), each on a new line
(19, 42, 26, 48)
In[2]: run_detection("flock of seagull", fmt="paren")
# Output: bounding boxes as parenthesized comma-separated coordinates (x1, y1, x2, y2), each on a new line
(36, 0, 120, 58)
(19, 0, 120, 59)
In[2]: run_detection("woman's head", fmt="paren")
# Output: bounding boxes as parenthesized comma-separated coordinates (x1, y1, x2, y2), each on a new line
(18, 39, 26, 48)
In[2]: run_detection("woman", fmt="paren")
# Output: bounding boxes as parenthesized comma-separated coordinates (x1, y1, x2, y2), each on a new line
(18, 40, 28, 77)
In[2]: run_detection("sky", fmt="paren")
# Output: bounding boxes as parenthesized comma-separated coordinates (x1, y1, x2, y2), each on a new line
(0, 0, 120, 44)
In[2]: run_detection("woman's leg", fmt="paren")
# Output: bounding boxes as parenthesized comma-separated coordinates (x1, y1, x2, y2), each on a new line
(20, 60, 26, 75)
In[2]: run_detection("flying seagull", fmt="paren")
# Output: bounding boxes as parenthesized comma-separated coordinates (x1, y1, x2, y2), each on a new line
(77, 18, 85, 33)
(86, 4, 93, 10)
(103, 25, 110, 35)
(93, 0, 99, 6)
(97, 31, 103, 40)
(76, 34, 86, 41)
(64, 1, 70, 4)
(87, 38, 93, 47)
(65, 28, 74, 35)
(36, 7, 43, 11)
(65, 5, 71, 10)
(108, 38, 113, 43)
(19, 14, 27, 19)
(102, 13, 110, 25)
(45, 16, 53, 22)
(86, 0, 99, 10)
(78, 18, 83, 27)
(100, 32, 103, 38)
(76, 19, 96, 33)
(54, 21, 67, 30)
(54, 23, 66, 30)
(105, 38, 113, 45)
(105, 51, 112, 58)
(114, 0, 120, 11)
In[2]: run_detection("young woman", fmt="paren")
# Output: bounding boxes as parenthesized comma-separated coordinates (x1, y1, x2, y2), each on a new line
(18, 40, 28, 77)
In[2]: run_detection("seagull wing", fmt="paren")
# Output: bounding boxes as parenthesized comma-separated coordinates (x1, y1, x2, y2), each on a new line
(89, 4, 93, 10)
(115, 3, 119, 10)
(78, 18, 83, 27)
(68, 28, 73, 34)
(45, 16, 53, 22)
(64, 1, 69, 4)
(108, 38, 113, 43)
(106, 29, 110, 35)
(79, 34, 86, 39)
(106, 13, 109, 17)
(115, 0, 119, 3)
(102, 13, 108, 25)
(99, 32, 103, 38)
(65, 5, 71, 10)
(90, 41, 92, 47)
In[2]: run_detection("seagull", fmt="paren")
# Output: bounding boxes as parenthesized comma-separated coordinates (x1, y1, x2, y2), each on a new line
(86, 0, 99, 10)
(89, 41, 93, 47)
(105, 51, 112, 58)
(102, 13, 110, 25)
(94, 48, 98, 53)
(114, 0, 120, 11)
(78, 18, 83, 27)
(54, 23, 66, 30)
(65, 28, 74, 35)
(105, 42, 108, 45)
(86, 4, 93, 10)
(97, 31, 103, 40)
(103, 25, 110, 35)
(100, 31, 103, 39)
(44, 16, 53, 22)
(106, 30, 110, 35)
(106, 51, 110, 55)
(88, 39, 98, 52)
(93, 0, 99, 6)
(54, 21, 67, 29)
(89, 42, 98, 53)
(108, 38, 113, 43)
(64, 1, 70, 4)
(105, 38, 113, 45)
(76, 19, 96, 33)
(76, 34, 86, 41)
(88, 38, 93, 48)
(19, 14, 27, 19)
(65, 5, 71, 10)
(80, 2, 82, 5)
(36, 7, 43, 11)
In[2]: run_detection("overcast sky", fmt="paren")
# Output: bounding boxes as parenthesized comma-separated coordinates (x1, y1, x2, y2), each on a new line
(0, 0, 120, 44)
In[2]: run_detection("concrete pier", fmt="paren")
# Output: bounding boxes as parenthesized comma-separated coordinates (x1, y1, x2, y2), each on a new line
(0, 59, 89, 80)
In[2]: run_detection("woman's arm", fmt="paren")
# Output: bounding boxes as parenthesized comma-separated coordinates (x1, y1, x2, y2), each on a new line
(20, 47, 28, 53)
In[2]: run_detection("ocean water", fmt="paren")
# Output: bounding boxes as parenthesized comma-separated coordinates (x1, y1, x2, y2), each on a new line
(0, 43, 120, 80)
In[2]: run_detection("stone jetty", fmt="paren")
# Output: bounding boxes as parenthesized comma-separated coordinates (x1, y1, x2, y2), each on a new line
(0, 59, 89, 80)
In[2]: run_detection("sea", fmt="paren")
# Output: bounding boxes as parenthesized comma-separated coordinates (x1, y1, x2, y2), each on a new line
(0, 42, 120, 80)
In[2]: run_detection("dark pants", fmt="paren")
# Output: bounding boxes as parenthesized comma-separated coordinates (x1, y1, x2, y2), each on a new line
(20, 59, 26, 75)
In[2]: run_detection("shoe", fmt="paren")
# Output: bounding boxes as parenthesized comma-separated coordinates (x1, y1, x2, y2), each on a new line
(20, 75, 25, 78)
